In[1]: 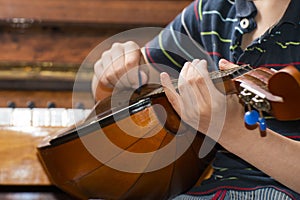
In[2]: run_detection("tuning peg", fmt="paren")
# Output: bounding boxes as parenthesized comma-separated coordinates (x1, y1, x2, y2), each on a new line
(244, 107, 267, 136)
(258, 117, 267, 132)
(244, 109, 259, 126)
(258, 110, 267, 133)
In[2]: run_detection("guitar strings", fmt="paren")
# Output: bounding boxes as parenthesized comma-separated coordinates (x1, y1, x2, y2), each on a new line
(143, 65, 253, 98)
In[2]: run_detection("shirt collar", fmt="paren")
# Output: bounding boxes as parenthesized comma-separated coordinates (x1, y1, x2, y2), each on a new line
(279, 0, 300, 26)
(235, 0, 257, 18)
(235, 0, 300, 26)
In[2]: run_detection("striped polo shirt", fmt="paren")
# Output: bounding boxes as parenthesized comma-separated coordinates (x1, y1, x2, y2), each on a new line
(145, 0, 300, 199)
(145, 0, 300, 71)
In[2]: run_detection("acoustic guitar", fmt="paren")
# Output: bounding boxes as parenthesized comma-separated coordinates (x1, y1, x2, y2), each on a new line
(37, 65, 300, 200)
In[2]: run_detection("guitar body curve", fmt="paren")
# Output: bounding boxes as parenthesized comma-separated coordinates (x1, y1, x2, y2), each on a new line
(37, 88, 216, 200)
(37, 65, 300, 199)
(268, 65, 300, 120)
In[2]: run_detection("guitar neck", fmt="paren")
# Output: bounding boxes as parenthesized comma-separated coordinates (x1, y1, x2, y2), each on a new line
(142, 64, 254, 98)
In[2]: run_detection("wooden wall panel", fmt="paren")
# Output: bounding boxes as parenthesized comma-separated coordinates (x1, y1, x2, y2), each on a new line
(0, 0, 192, 188)
(0, 0, 191, 25)
(0, 0, 192, 83)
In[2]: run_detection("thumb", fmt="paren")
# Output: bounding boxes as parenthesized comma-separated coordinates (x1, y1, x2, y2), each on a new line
(128, 56, 149, 89)
(160, 72, 182, 117)
(138, 56, 149, 86)
(219, 59, 239, 70)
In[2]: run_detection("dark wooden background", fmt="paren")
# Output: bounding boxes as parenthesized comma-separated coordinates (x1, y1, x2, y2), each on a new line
(0, 0, 192, 199)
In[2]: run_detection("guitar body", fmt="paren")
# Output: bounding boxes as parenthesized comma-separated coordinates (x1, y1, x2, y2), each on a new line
(37, 86, 216, 200)
(37, 65, 300, 199)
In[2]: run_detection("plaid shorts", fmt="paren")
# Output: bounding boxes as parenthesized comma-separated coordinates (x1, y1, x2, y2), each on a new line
(173, 187, 294, 200)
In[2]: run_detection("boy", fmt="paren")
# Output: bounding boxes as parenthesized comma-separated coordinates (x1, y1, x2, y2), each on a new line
(92, 0, 300, 199)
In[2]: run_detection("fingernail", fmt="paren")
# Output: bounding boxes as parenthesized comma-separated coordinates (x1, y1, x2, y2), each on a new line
(219, 59, 229, 65)
(160, 72, 168, 84)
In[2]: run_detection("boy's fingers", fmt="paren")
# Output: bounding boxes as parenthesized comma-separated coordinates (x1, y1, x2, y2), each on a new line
(160, 72, 182, 116)
(218, 59, 239, 70)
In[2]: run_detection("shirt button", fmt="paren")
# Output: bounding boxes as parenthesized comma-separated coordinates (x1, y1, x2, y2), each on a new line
(240, 18, 249, 29)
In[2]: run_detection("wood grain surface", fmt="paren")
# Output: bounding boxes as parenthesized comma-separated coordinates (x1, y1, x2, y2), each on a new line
(0, 0, 191, 25)
(0, 90, 93, 186)
(0, 0, 193, 191)
(0, 126, 61, 185)
(0, 90, 93, 108)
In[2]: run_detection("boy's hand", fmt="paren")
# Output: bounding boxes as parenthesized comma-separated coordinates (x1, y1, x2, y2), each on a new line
(218, 58, 239, 70)
(92, 41, 148, 100)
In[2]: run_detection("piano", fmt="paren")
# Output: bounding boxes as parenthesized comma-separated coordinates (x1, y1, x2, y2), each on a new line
(0, 0, 192, 199)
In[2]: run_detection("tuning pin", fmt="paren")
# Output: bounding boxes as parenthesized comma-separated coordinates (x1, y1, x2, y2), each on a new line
(244, 109, 259, 126)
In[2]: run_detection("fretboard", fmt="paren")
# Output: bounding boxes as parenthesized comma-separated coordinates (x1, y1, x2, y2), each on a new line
(144, 65, 253, 97)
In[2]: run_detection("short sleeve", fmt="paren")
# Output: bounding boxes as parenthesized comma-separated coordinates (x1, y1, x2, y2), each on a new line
(144, 0, 214, 75)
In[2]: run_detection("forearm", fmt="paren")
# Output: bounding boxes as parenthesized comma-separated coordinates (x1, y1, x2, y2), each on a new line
(219, 104, 300, 193)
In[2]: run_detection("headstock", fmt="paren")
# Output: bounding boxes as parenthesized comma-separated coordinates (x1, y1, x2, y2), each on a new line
(233, 65, 300, 132)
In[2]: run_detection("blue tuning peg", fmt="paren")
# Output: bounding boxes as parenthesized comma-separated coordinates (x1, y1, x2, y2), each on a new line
(258, 117, 267, 131)
(244, 110, 259, 125)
